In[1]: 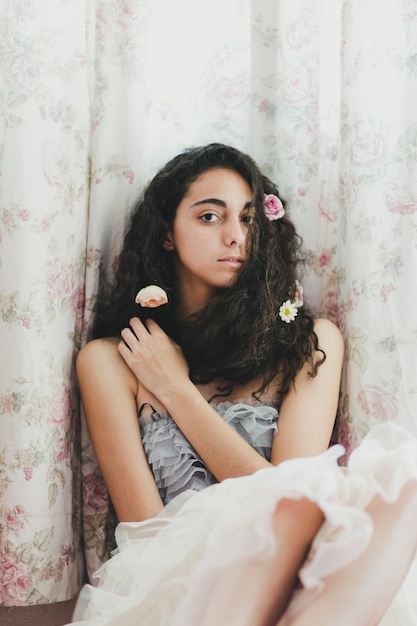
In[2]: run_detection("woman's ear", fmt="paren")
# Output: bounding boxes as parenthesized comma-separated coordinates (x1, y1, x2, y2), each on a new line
(161, 231, 174, 251)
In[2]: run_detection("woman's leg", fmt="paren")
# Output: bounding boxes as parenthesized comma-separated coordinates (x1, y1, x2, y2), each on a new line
(284, 480, 417, 626)
(200, 497, 324, 626)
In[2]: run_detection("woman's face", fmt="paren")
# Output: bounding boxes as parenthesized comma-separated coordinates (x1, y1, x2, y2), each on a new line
(164, 167, 254, 304)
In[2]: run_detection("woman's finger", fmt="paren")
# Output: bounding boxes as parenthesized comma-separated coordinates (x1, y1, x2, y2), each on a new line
(129, 316, 153, 340)
(117, 338, 130, 356)
(142, 318, 162, 333)
(120, 326, 139, 351)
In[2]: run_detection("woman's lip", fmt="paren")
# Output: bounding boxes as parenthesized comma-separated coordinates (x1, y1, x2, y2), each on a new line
(218, 257, 244, 267)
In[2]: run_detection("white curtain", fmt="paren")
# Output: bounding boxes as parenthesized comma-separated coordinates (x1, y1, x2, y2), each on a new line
(1, 0, 416, 605)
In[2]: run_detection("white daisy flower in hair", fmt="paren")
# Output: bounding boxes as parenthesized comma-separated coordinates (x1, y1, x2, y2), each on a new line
(279, 299, 298, 323)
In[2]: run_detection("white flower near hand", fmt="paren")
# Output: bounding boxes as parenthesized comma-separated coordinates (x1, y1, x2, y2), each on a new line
(279, 299, 298, 323)
(135, 285, 168, 308)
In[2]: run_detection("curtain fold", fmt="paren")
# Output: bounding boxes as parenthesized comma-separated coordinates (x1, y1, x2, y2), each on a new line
(0, 0, 92, 604)
(336, 0, 417, 452)
(1, 0, 416, 605)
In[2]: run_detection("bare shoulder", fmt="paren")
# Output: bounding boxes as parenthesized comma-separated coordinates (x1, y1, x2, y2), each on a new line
(76, 337, 120, 369)
(76, 337, 137, 393)
(313, 317, 344, 356)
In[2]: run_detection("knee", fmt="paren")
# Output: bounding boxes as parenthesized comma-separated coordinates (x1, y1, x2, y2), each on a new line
(273, 497, 323, 532)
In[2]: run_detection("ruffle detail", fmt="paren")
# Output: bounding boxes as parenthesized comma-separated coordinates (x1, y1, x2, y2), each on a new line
(71, 421, 417, 626)
(139, 400, 278, 503)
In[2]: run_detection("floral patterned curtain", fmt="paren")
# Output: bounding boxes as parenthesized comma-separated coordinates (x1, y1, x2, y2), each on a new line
(1, 0, 416, 606)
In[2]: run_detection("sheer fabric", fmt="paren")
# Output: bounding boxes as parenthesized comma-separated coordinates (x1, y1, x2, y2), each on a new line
(70, 420, 417, 625)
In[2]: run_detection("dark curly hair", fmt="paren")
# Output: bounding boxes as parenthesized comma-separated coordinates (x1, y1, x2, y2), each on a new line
(93, 143, 324, 402)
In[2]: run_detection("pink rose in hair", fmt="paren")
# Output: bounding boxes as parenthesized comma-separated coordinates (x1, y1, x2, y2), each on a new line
(263, 194, 285, 220)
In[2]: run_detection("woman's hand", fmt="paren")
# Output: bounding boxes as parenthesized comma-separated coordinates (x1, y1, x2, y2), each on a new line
(118, 317, 190, 399)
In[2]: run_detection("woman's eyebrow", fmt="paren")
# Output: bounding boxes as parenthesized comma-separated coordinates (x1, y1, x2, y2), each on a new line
(191, 198, 254, 209)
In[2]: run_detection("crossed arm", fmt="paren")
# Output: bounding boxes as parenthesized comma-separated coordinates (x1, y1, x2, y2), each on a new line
(76, 317, 344, 522)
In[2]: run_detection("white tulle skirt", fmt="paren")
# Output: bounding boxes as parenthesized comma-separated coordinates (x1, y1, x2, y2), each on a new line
(71, 423, 417, 625)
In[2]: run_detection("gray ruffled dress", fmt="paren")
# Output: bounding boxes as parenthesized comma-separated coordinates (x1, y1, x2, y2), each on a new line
(139, 400, 278, 504)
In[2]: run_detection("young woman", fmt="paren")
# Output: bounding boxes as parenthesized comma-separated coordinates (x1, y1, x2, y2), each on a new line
(72, 144, 417, 626)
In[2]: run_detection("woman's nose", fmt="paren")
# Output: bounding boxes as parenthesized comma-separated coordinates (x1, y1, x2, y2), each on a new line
(224, 219, 246, 246)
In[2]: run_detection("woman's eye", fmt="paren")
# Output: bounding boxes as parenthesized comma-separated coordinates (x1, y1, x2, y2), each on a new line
(200, 213, 219, 223)
(241, 213, 255, 224)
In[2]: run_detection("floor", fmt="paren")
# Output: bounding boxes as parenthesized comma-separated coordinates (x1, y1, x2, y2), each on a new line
(0, 597, 78, 626)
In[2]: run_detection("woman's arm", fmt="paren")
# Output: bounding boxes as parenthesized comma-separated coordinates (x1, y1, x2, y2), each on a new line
(76, 338, 164, 522)
(118, 317, 344, 482)
(119, 319, 270, 480)
(271, 317, 345, 464)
